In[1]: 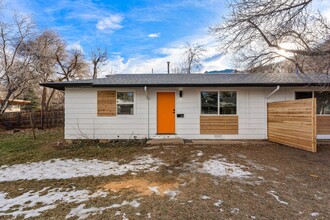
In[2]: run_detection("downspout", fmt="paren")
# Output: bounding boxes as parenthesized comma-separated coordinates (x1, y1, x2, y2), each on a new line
(266, 85, 280, 99)
(144, 86, 150, 139)
(265, 85, 280, 140)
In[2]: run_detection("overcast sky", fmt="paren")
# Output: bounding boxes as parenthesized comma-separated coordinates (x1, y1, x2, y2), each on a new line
(3, 0, 330, 75)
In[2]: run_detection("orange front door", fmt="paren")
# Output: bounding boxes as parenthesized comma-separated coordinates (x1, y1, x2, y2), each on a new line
(157, 92, 175, 134)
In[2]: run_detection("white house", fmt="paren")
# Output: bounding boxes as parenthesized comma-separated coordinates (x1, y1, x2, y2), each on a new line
(42, 72, 330, 142)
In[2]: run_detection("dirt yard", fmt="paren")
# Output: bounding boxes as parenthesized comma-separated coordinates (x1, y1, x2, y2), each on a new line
(0, 129, 329, 219)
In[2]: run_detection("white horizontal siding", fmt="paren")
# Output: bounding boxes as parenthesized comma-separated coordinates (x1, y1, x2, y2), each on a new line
(64, 86, 329, 140)
(65, 87, 148, 139)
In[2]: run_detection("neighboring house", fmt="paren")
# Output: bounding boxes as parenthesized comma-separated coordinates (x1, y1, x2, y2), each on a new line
(0, 99, 31, 112)
(41, 72, 330, 141)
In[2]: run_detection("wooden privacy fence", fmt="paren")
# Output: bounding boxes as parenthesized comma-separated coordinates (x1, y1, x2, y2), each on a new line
(267, 98, 317, 152)
(0, 110, 64, 130)
(317, 115, 330, 134)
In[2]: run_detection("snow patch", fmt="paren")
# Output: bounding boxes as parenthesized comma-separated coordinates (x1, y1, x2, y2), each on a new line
(0, 188, 107, 219)
(129, 200, 141, 208)
(0, 155, 164, 182)
(214, 200, 223, 207)
(164, 190, 179, 200)
(267, 190, 288, 205)
(201, 195, 210, 200)
(245, 160, 279, 172)
(122, 213, 128, 220)
(199, 159, 252, 178)
(196, 151, 204, 157)
(230, 208, 240, 214)
(148, 186, 160, 195)
(66, 200, 140, 220)
(310, 212, 319, 217)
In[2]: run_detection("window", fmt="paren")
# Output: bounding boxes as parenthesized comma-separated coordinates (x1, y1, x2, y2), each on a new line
(315, 91, 330, 115)
(295, 91, 313, 100)
(295, 91, 330, 115)
(117, 92, 134, 115)
(220, 91, 237, 114)
(201, 91, 237, 115)
(201, 92, 218, 114)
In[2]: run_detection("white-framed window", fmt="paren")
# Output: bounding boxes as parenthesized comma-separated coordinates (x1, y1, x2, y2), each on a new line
(201, 91, 237, 115)
(295, 91, 330, 115)
(117, 92, 134, 115)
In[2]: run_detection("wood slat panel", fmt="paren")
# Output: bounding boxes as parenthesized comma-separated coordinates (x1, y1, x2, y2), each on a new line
(200, 115, 238, 134)
(317, 115, 330, 134)
(97, 91, 116, 117)
(267, 98, 316, 153)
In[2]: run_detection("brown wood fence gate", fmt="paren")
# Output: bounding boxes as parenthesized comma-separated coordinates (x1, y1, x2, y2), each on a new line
(267, 98, 317, 152)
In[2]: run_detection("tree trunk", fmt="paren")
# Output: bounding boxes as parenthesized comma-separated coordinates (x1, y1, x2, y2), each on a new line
(0, 92, 13, 113)
(40, 87, 47, 130)
(93, 64, 97, 79)
(45, 89, 56, 111)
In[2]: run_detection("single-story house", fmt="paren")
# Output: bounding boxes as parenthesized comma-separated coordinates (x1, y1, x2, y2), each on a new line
(0, 99, 31, 112)
(41, 72, 330, 145)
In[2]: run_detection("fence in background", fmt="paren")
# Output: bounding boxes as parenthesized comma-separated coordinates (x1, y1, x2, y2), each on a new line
(0, 110, 64, 130)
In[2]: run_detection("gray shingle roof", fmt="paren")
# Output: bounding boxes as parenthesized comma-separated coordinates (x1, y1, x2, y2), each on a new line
(41, 72, 330, 90)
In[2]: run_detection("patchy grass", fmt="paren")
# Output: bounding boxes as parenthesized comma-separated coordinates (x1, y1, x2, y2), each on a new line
(0, 128, 146, 166)
(0, 129, 63, 166)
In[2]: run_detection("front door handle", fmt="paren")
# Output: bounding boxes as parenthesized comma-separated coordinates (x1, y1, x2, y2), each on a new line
(173, 109, 175, 113)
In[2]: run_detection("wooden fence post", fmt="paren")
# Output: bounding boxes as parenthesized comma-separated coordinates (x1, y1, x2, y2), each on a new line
(29, 112, 36, 140)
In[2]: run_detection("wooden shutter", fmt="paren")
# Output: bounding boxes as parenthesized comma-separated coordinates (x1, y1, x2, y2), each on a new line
(200, 115, 238, 134)
(97, 91, 116, 116)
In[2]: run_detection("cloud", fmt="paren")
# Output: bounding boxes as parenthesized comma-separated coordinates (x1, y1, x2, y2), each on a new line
(99, 34, 232, 75)
(67, 42, 84, 52)
(147, 33, 160, 38)
(96, 14, 124, 32)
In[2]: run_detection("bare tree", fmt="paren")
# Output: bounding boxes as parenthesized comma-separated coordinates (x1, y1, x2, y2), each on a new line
(56, 49, 89, 81)
(27, 30, 65, 113)
(181, 43, 206, 74)
(33, 33, 88, 112)
(90, 48, 108, 79)
(210, 0, 330, 73)
(29, 31, 89, 116)
(171, 63, 184, 74)
(44, 48, 89, 110)
(0, 13, 36, 113)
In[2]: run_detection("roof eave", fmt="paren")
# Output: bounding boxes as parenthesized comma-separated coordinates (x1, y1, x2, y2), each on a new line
(40, 82, 92, 90)
(40, 82, 328, 90)
(91, 83, 327, 87)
